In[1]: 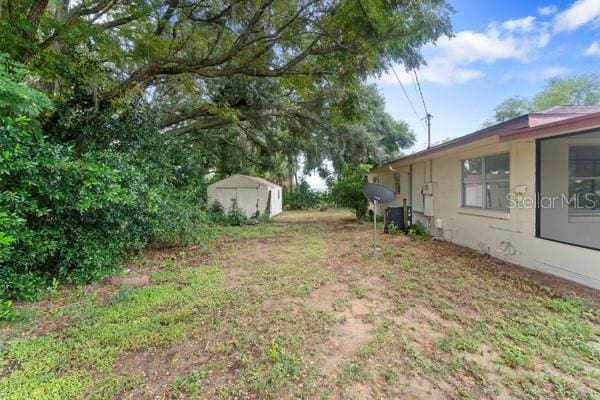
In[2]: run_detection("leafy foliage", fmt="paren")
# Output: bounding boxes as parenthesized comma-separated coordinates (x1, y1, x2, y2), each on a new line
(0, 299, 15, 321)
(0, 53, 53, 118)
(407, 220, 429, 239)
(485, 74, 600, 125)
(227, 199, 247, 226)
(0, 58, 213, 300)
(1, 1, 448, 181)
(329, 164, 372, 219)
(283, 181, 325, 210)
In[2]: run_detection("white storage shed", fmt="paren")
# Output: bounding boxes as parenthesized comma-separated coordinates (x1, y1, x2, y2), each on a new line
(207, 174, 282, 218)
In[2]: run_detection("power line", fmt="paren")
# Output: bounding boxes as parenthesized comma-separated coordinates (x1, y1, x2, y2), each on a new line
(356, 0, 430, 143)
(388, 61, 427, 134)
(413, 70, 429, 116)
(409, 70, 421, 101)
(413, 69, 433, 148)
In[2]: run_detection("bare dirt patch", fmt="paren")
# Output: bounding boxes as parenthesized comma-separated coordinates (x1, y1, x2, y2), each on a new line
(390, 375, 454, 400)
(319, 316, 373, 375)
(391, 304, 458, 350)
(113, 338, 211, 399)
(305, 282, 348, 312)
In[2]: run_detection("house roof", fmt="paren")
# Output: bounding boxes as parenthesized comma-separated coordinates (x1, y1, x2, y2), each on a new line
(376, 106, 600, 170)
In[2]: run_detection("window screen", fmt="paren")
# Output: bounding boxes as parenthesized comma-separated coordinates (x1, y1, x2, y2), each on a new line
(462, 153, 510, 210)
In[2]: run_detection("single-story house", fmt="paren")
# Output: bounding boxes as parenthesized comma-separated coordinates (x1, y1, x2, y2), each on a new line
(207, 174, 282, 218)
(369, 106, 600, 289)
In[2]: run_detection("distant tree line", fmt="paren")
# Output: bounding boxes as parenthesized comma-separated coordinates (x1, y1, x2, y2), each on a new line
(483, 74, 600, 126)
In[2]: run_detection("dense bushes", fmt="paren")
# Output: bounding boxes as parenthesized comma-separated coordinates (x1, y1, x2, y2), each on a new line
(330, 164, 371, 219)
(0, 56, 213, 304)
(0, 115, 213, 302)
(283, 180, 327, 209)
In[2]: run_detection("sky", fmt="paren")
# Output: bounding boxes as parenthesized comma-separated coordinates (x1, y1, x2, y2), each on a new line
(306, 0, 600, 189)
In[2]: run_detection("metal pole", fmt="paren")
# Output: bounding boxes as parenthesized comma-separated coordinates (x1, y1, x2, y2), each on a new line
(426, 113, 433, 149)
(373, 199, 378, 250)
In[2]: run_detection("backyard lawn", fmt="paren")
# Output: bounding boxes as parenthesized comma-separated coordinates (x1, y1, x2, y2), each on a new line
(1, 210, 599, 399)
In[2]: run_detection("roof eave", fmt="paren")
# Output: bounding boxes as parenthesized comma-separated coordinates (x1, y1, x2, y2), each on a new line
(499, 111, 600, 142)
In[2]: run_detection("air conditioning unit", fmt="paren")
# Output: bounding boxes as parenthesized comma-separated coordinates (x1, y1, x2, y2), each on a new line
(421, 182, 434, 195)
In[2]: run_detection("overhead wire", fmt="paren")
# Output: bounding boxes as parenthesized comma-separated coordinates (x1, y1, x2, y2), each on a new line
(387, 61, 427, 134)
(413, 69, 430, 117)
(356, 0, 429, 135)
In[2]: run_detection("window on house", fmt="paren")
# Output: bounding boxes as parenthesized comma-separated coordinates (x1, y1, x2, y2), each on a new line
(462, 153, 510, 210)
(394, 173, 401, 193)
(569, 146, 600, 211)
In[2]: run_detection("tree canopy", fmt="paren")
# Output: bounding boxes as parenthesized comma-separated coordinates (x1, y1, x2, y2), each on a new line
(2, 0, 452, 176)
(484, 74, 600, 126)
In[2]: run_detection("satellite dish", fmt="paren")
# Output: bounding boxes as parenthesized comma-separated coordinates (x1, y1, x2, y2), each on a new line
(362, 183, 396, 204)
(362, 183, 396, 251)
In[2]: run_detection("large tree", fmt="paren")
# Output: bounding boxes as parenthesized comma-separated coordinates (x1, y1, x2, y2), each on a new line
(1, 1, 451, 184)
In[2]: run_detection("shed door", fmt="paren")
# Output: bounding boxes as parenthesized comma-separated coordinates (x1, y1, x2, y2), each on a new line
(216, 188, 237, 209)
(237, 187, 259, 217)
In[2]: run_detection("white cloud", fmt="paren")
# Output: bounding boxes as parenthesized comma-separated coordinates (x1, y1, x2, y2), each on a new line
(430, 23, 550, 63)
(502, 16, 536, 32)
(500, 65, 570, 82)
(378, 60, 485, 85)
(538, 5, 558, 16)
(377, 10, 551, 86)
(540, 65, 571, 79)
(585, 41, 600, 56)
(553, 0, 600, 33)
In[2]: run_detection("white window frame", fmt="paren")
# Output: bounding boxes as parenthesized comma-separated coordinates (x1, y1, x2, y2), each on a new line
(461, 153, 510, 210)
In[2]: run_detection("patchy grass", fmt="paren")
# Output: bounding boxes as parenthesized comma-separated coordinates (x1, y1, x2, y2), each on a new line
(1, 209, 599, 399)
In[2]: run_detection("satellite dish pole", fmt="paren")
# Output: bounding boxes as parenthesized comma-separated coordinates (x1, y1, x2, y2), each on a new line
(372, 196, 380, 251)
(362, 183, 396, 252)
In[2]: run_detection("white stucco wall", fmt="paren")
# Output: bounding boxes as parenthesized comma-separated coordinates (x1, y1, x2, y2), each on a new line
(370, 137, 600, 289)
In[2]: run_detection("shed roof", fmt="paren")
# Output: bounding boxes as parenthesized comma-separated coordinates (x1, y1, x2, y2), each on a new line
(374, 106, 600, 171)
(209, 174, 280, 188)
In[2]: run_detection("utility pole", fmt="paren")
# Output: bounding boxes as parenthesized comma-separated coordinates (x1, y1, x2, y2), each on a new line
(425, 113, 433, 149)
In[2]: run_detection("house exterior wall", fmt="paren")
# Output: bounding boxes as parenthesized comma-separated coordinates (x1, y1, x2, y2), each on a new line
(369, 139, 600, 289)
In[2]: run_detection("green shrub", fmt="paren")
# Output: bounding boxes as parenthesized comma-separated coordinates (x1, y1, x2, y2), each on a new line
(330, 164, 371, 219)
(0, 299, 15, 321)
(0, 55, 213, 300)
(386, 223, 401, 235)
(408, 220, 429, 239)
(209, 201, 225, 215)
(227, 199, 247, 226)
(283, 180, 325, 209)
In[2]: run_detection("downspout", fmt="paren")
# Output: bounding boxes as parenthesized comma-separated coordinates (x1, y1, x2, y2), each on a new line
(429, 159, 434, 233)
